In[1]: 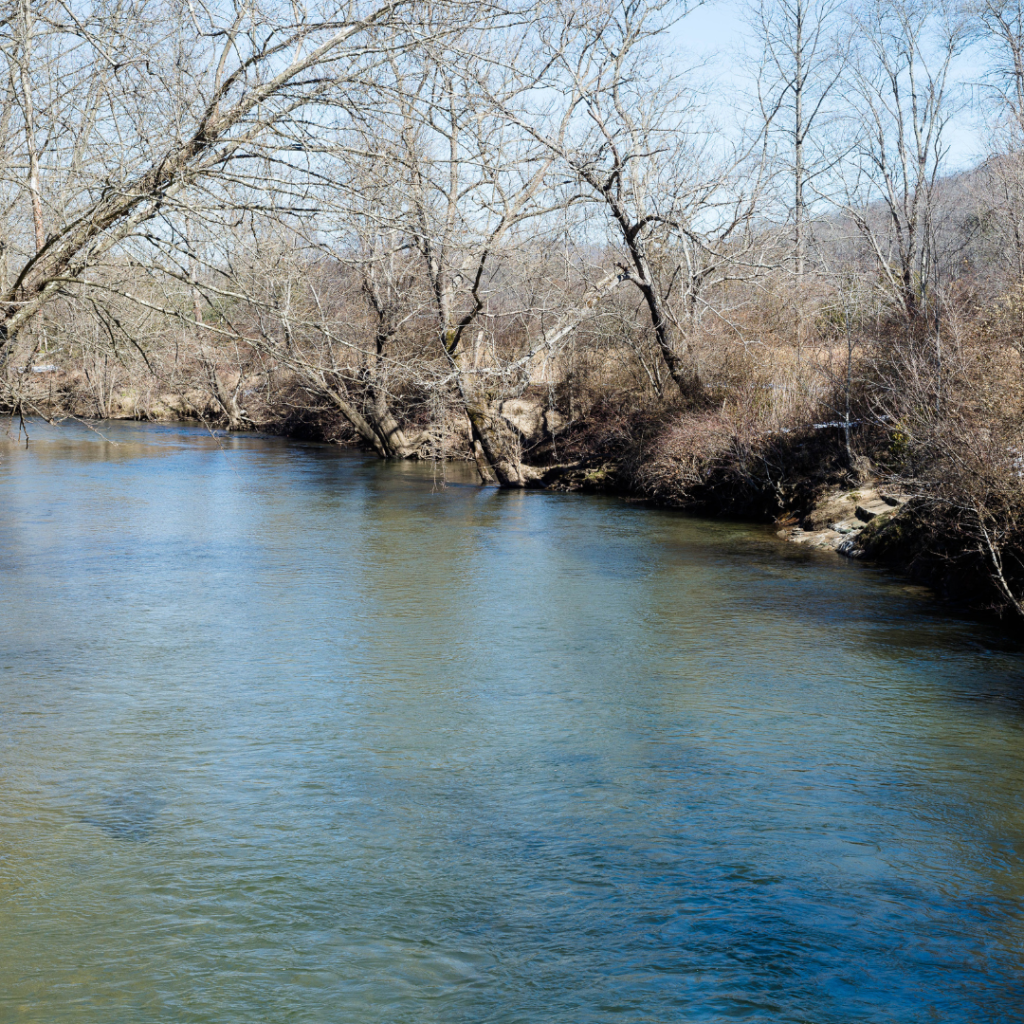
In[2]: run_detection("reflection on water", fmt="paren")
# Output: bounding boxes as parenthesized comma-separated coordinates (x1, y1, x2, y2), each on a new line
(1, 418, 1023, 1024)
(81, 788, 165, 842)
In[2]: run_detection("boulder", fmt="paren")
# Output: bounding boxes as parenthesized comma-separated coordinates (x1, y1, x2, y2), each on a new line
(802, 487, 880, 531)
(855, 500, 895, 523)
(829, 519, 860, 535)
(544, 408, 566, 435)
(803, 495, 856, 531)
(498, 399, 565, 443)
(837, 535, 867, 558)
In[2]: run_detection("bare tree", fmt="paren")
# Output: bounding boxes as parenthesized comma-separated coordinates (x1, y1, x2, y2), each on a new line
(332, 27, 603, 483)
(491, 0, 773, 406)
(839, 0, 969, 320)
(749, 0, 846, 359)
(976, 0, 1024, 282)
(0, 0, 477, 375)
(752, 0, 846, 276)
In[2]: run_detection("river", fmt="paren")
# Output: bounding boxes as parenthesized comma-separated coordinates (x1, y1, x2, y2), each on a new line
(1, 418, 1022, 1023)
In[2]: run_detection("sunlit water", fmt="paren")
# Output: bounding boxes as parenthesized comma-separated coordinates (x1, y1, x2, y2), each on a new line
(1, 418, 1023, 1023)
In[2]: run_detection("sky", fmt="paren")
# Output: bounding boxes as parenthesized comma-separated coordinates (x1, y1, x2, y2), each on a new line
(659, 0, 990, 172)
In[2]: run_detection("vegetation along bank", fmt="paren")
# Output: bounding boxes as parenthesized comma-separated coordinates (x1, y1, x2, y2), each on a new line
(2, 0, 1022, 623)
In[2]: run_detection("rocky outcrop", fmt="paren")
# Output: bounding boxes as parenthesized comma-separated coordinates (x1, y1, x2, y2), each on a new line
(497, 398, 565, 444)
(779, 485, 909, 558)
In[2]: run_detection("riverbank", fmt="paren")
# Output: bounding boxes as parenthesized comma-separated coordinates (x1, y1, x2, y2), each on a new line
(6, 381, 1021, 629)
(539, 410, 1022, 625)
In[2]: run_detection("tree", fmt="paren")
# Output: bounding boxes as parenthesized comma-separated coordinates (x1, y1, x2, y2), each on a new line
(0, 0, 476, 375)
(977, 0, 1024, 282)
(749, 0, 845, 358)
(839, 0, 968, 321)
(316, 25, 614, 482)
(491, 0, 772, 406)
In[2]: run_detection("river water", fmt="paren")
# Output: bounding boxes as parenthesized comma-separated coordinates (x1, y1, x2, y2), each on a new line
(1, 418, 1022, 1023)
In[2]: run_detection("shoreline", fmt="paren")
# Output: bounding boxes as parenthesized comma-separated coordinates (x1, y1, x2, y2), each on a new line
(5, 406, 1016, 636)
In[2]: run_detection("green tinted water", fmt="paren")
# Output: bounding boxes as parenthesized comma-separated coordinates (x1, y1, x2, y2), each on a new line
(1, 419, 1022, 1023)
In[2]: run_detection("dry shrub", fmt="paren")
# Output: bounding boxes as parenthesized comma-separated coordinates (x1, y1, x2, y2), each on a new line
(631, 412, 736, 503)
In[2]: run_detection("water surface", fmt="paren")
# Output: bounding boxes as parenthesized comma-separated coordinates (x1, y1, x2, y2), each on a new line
(1, 418, 1023, 1023)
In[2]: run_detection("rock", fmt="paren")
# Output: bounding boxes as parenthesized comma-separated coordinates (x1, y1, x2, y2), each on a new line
(497, 398, 542, 439)
(837, 535, 867, 558)
(804, 487, 880, 530)
(785, 528, 811, 543)
(786, 528, 842, 551)
(784, 481, 911, 560)
(544, 408, 566, 435)
(810, 530, 842, 549)
(855, 500, 895, 523)
(803, 495, 857, 531)
(498, 398, 564, 443)
(829, 519, 861, 535)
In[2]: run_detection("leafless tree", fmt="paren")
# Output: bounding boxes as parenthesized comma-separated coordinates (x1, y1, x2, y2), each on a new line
(839, 0, 969, 321)
(751, 0, 846, 276)
(0, 0, 481, 378)
(749, 0, 846, 361)
(492, 0, 774, 406)
(975, 0, 1024, 282)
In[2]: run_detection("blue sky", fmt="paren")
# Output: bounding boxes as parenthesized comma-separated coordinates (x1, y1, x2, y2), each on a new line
(663, 0, 988, 171)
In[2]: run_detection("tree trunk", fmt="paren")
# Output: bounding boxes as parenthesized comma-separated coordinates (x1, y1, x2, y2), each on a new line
(320, 383, 389, 457)
(369, 380, 425, 459)
(636, 276, 705, 406)
(210, 371, 246, 431)
(18, 0, 45, 255)
(465, 398, 528, 487)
